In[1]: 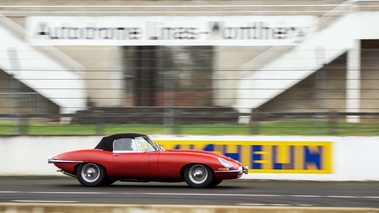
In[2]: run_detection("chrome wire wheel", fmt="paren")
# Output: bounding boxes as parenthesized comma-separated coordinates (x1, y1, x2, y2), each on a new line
(81, 163, 100, 183)
(184, 164, 214, 188)
(76, 163, 105, 187)
(189, 164, 208, 184)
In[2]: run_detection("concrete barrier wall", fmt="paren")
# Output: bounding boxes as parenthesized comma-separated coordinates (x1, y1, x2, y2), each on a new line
(1, 135, 378, 181)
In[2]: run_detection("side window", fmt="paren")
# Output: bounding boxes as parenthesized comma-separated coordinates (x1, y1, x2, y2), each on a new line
(113, 138, 136, 151)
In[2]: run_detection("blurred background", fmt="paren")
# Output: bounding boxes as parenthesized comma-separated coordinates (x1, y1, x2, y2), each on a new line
(0, 0, 378, 136)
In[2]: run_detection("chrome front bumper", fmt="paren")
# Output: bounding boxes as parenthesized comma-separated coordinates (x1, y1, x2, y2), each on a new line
(243, 166, 249, 174)
(230, 166, 249, 174)
(237, 166, 249, 174)
(214, 166, 249, 174)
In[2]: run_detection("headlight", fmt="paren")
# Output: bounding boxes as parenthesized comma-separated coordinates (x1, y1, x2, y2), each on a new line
(218, 158, 233, 169)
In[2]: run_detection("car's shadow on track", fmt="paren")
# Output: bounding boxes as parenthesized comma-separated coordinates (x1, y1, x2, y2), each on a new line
(107, 184, 241, 190)
(49, 178, 247, 190)
(52, 182, 242, 190)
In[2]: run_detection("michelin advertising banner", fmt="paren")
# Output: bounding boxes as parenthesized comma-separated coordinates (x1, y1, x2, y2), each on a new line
(155, 140, 332, 174)
(26, 16, 315, 46)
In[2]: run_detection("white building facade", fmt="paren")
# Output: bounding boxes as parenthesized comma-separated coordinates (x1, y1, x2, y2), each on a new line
(0, 0, 377, 122)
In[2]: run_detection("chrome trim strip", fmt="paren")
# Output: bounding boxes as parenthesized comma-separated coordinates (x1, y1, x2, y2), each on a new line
(214, 169, 242, 173)
(113, 150, 144, 154)
(50, 159, 83, 163)
(48, 157, 83, 164)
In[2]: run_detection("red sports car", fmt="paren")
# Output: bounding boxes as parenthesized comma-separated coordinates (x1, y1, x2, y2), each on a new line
(48, 133, 248, 188)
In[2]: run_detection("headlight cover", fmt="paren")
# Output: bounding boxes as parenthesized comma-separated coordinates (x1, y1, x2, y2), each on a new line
(218, 157, 233, 169)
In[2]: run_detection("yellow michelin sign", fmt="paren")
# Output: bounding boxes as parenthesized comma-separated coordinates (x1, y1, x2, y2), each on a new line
(156, 140, 332, 174)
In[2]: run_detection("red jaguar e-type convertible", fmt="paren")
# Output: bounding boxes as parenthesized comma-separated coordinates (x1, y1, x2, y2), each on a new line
(48, 133, 248, 188)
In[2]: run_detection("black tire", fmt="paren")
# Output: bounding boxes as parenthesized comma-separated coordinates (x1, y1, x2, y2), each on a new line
(183, 164, 213, 188)
(101, 178, 116, 186)
(209, 179, 223, 187)
(76, 163, 106, 187)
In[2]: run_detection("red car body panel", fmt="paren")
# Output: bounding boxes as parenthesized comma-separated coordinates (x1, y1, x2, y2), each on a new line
(49, 133, 248, 186)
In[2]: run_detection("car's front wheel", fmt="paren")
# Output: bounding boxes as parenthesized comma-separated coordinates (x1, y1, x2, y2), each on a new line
(183, 164, 213, 188)
(76, 163, 105, 187)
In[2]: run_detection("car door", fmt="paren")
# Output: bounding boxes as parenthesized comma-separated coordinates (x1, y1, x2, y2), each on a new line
(112, 138, 150, 178)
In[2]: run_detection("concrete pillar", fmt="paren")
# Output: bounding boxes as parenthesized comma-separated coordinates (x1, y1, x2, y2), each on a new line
(346, 40, 361, 123)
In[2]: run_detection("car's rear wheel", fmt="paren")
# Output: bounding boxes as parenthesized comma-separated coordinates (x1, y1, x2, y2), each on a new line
(76, 163, 105, 187)
(184, 164, 213, 188)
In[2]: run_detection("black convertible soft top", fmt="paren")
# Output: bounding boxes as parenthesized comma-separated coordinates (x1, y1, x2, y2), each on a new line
(94, 133, 147, 152)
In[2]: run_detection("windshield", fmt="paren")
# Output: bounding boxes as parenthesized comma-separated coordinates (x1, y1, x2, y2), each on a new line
(135, 136, 164, 151)
(142, 136, 164, 151)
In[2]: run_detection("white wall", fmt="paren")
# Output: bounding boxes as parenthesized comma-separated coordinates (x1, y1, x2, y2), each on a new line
(1, 135, 378, 181)
(0, 136, 99, 176)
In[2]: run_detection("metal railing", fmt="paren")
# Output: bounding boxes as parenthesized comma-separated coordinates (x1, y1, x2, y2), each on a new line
(1, 111, 378, 136)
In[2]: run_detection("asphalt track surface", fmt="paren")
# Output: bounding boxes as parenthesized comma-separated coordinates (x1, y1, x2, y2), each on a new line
(0, 177, 379, 208)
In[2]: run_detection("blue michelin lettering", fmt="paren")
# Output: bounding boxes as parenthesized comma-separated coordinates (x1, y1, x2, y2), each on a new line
(304, 146, 322, 169)
(203, 144, 214, 152)
(252, 145, 262, 169)
(224, 145, 240, 161)
(272, 146, 295, 170)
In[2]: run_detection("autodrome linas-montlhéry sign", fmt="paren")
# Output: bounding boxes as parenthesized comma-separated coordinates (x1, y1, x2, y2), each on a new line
(26, 16, 315, 46)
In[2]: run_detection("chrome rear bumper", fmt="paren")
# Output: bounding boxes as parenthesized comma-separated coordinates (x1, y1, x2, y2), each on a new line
(48, 156, 53, 164)
(48, 156, 83, 164)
